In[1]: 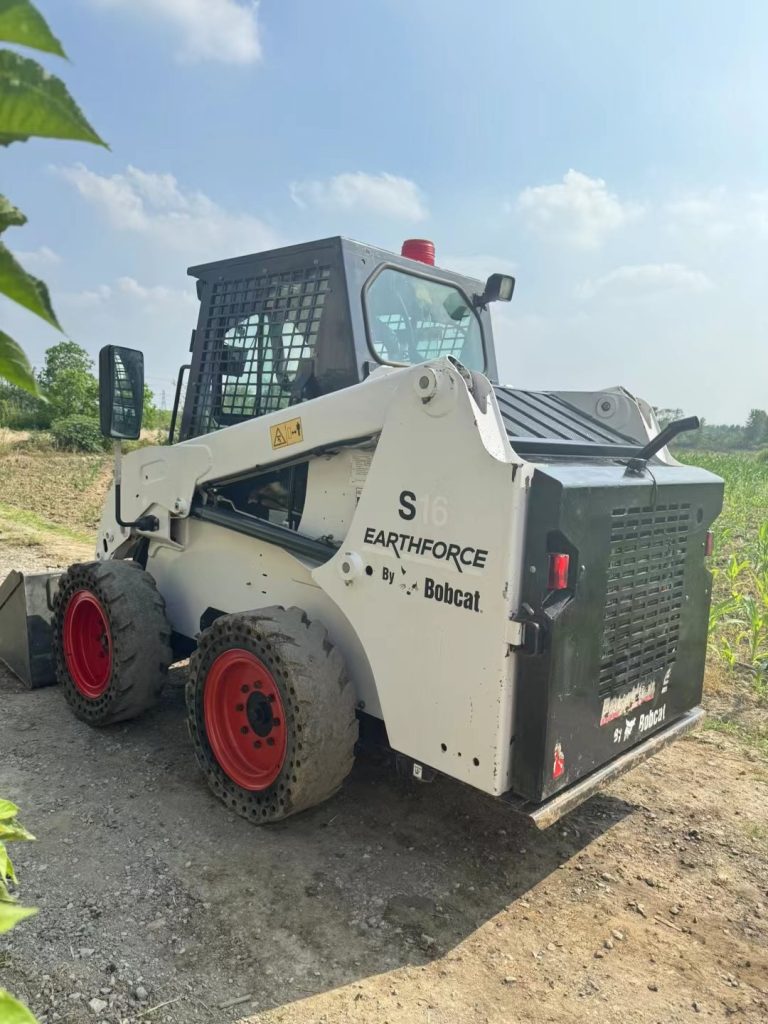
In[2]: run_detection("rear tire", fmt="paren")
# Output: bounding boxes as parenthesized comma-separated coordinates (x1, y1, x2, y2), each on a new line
(53, 560, 172, 726)
(186, 607, 357, 823)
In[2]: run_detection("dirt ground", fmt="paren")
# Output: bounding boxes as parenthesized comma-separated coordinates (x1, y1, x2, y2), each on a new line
(1, 540, 767, 1024)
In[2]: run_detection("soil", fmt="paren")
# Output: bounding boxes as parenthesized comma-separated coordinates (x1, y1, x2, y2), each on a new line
(1, 541, 767, 1024)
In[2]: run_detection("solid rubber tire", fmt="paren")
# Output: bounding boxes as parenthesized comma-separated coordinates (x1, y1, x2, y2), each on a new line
(187, 607, 358, 823)
(54, 559, 172, 726)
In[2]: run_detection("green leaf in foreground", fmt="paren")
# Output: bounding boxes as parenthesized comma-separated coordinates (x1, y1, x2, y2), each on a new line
(0, 988, 38, 1024)
(0, 901, 36, 934)
(0, 0, 65, 57)
(0, 843, 18, 884)
(0, 799, 20, 821)
(0, 243, 60, 328)
(0, 194, 26, 233)
(0, 50, 106, 147)
(0, 330, 40, 394)
(0, 821, 35, 843)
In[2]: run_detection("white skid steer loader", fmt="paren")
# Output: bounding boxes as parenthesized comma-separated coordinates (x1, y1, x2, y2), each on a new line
(0, 237, 723, 827)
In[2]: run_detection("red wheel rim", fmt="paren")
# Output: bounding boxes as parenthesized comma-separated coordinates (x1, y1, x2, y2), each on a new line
(203, 649, 287, 791)
(63, 589, 113, 699)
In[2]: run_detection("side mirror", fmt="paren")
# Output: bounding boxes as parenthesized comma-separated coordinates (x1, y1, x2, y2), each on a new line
(99, 345, 144, 440)
(474, 273, 516, 307)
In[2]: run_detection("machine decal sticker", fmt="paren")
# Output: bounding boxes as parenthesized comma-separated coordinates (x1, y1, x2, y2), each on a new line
(362, 527, 488, 574)
(349, 451, 373, 501)
(397, 491, 449, 527)
(639, 704, 666, 733)
(424, 577, 481, 612)
(599, 679, 656, 726)
(398, 490, 417, 520)
(553, 743, 565, 780)
(269, 417, 303, 450)
(661, 666, 672, 694)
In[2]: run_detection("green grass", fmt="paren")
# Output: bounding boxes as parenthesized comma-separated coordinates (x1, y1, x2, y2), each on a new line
(0, 501, 93, 546)
(677, 451, 768, 702)
(742, 822, 768, 842)
(702, 717, 768, 756)
(0, 444, 110, 534)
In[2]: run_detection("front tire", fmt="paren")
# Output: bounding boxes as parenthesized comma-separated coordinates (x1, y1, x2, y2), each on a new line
(53, 560, 172, 726)
(187, 607, 357, 823)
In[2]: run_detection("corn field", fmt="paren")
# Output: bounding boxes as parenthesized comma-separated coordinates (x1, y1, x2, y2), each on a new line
(678, 450, 768, 699)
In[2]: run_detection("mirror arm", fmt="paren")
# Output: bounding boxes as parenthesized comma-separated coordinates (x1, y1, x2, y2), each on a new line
(113, 442, 159, 533)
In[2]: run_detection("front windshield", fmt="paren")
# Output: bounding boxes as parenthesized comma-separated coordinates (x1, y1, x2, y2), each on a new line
(365, 268, 484, 371)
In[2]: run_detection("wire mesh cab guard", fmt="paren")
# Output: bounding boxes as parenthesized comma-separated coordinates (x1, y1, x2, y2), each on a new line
(178, 237, 498, 442)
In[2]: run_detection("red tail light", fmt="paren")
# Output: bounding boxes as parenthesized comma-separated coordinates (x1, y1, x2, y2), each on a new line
(705, 531, 714, 557)
(547, 553, 570, 591)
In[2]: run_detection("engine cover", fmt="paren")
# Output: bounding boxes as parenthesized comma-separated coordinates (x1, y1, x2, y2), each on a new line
(510, 459, 723, 803)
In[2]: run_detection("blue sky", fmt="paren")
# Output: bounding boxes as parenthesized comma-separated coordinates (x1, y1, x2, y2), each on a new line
(3, 0, 767, 420)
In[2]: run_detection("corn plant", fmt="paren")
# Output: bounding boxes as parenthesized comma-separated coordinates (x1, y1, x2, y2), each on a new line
(679, 450, 768, 699)
(0, 799, 37, 1024)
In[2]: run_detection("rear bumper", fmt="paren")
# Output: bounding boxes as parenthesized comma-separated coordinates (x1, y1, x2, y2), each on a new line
(504, 706, 705, 829)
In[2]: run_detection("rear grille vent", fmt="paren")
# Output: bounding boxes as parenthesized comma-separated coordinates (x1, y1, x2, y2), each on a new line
(599, 503, 691, 694)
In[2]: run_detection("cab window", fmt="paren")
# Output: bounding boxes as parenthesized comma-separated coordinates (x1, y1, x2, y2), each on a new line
(365, 268, 484, 371)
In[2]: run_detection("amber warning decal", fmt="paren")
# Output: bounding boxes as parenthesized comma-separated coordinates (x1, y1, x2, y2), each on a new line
(270, 417, 303, 450)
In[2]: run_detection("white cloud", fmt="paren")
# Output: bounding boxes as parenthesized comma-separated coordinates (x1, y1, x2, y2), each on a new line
(59, 277, 197, 312)
(56, 163, 280, 263)
(577, 263, 713, 301)
(58, 284, 113, 309)
(516, 169, 642, 248)
(663, 187, 768, 241)
(445, 254, 518, 284)
(91, 0, 262, 65)
(51, 277, 198, 391)
(116, 276, 197, 305)
(10, 246, 61, 269)
(664, 190, 737, 239)
(748, 191, 768, 237)
(290, 172, 428, 222)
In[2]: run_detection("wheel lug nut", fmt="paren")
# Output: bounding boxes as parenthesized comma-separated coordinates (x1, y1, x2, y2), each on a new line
(267, 737, 275, 747)
(267, 694, 275, 703)
(273, 718, 280, 727)
(253, 740, 262, 749)
(240, 684, 249, 693)
(236, 703, 244, 711)
(240, 726, 248, 735)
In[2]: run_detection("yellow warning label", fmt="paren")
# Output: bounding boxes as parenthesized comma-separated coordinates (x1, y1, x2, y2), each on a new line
(270, 416, 303, 450)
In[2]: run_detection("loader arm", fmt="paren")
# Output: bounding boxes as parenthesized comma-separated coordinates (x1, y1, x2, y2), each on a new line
(98, 364, 408, 559)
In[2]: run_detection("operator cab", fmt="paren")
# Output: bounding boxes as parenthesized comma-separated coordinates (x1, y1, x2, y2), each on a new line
(176, 237, 513, 442)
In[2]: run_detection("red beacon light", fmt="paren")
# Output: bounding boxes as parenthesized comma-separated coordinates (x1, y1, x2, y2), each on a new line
(401, 239, 435, 265)
(547, 553, 570, 591)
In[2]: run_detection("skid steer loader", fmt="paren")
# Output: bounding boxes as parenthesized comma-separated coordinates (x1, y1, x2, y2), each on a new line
(0, 237, 723, 827)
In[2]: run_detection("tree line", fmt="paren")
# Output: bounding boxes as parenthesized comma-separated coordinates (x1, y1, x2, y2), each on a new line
(655, 408, 768, 451)
(0, 339, 167, 447)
